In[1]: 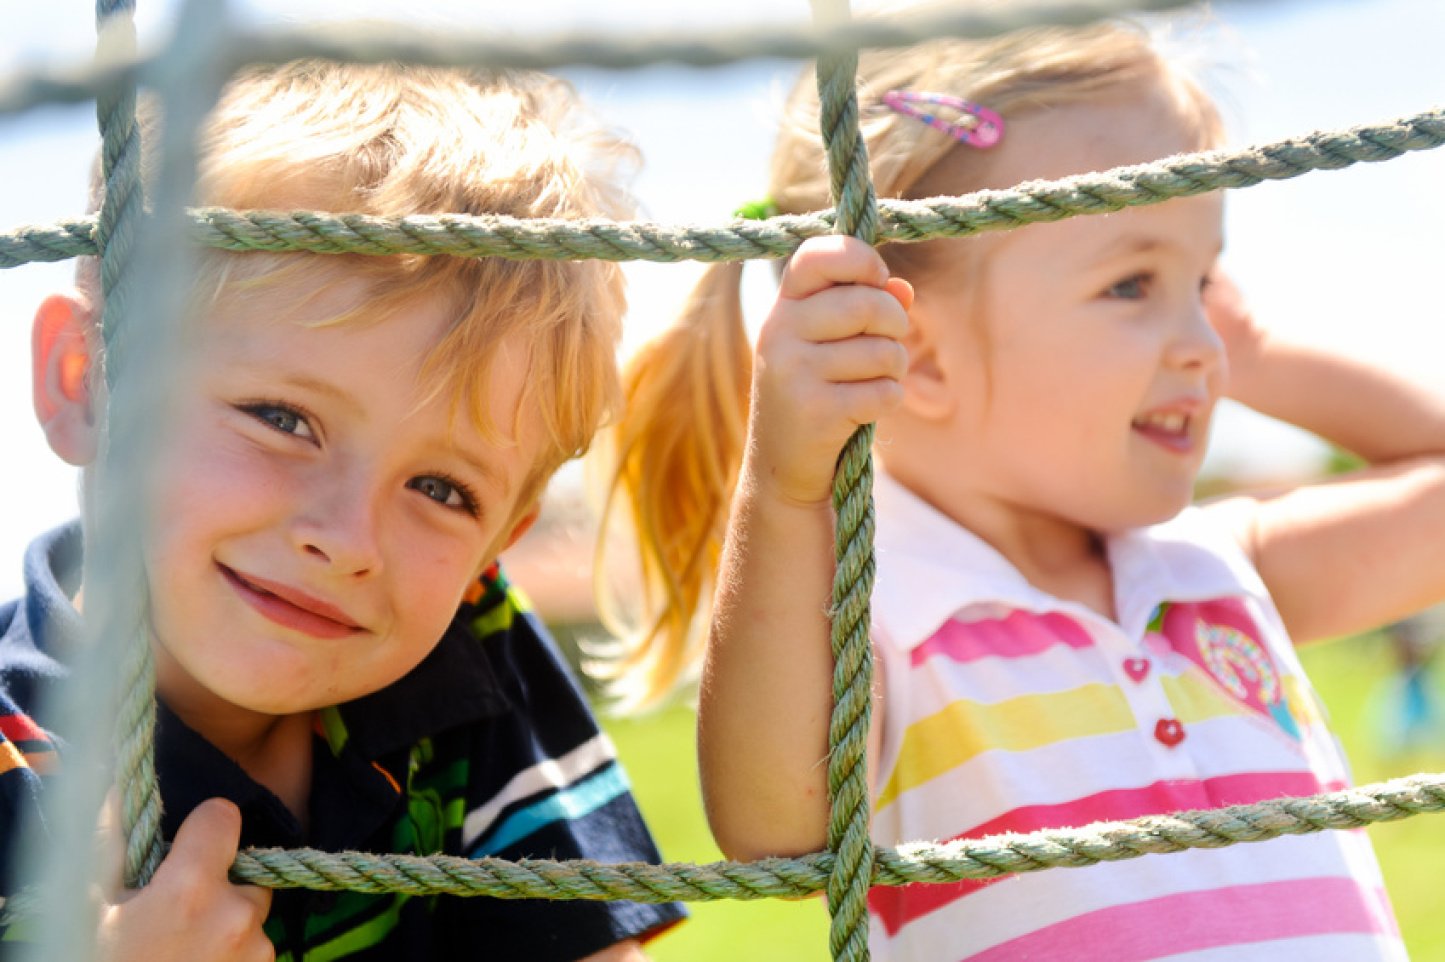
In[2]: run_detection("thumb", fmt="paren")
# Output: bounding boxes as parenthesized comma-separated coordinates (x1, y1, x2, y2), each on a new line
(158, 798, 244, 882)
(93, 788, 125, 899)
(885, 276, 915, 313)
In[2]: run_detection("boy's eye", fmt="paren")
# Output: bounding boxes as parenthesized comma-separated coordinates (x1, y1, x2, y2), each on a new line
(408, 474, 479, 515)
(243, 402, 315, 440)
(1105, 274, 1151, 300)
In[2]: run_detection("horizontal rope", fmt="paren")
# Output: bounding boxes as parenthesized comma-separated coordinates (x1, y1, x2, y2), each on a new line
(222, 772, 1444, 902)
(0, 0, 1211, 117)
(3, 106, 1441, 271)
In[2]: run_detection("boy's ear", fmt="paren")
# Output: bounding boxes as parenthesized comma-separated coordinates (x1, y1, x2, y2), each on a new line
(32, 293, 100, 466)
(898, 298, 954, 422)
(500, 506, 541, 553)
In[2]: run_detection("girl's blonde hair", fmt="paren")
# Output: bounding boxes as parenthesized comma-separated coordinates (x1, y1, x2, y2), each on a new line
(83, 61, 639, 517)
(596, 20, 1223, 709)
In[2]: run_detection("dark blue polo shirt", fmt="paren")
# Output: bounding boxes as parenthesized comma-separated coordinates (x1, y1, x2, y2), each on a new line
(0, 522, 684, 959)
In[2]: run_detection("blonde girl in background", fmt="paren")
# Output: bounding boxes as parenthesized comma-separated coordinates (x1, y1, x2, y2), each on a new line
(599, 20, 1445, 960)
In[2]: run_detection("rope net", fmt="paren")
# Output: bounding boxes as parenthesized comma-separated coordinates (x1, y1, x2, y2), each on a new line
(3, 1, 1443, 960)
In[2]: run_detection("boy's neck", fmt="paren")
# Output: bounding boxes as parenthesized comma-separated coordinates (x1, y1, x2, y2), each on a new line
(217, 710, 315, 829)
(154, 652, 315, 827)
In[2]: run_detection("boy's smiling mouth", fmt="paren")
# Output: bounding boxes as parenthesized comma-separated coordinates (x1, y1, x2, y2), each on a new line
(219, 564, 365, 639)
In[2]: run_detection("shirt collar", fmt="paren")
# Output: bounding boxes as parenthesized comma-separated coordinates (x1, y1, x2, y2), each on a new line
(871, 473, 1270, 650)
(20, 521, 84, 661)
(329, 591, 514, 759)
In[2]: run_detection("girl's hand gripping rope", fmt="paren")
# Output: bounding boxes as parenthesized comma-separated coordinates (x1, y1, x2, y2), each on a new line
(748, 235, 914, 507)
(701, 235, 910, 861)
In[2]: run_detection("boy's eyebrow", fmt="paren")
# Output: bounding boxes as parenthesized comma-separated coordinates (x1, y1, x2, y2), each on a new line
(280, 372, 363, 414)
(453, 447, 510, 498)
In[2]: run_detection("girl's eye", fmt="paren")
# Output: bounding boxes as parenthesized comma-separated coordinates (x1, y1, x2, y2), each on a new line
(408, 474, 479, 516)
(1105, 274, 1152, 300)
(243, 402, 315, 440)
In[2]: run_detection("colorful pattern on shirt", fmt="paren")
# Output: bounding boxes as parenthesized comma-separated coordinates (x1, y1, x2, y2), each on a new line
(867, 476, 1404, 962)
(0, 524, 683, 960)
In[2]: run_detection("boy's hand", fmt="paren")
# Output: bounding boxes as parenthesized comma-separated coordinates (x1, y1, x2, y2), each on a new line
(98, 798, 274, 962)
(1203, 269, 1265, 403)
(749, 235, 913, 507)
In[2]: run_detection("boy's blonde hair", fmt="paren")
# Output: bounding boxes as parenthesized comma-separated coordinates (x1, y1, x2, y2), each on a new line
(597, 21, 1223, 708)
(82, 61, 638, 518)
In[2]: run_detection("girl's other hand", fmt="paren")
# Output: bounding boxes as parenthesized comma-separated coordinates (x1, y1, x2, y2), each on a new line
(749, 235, 914, 507)
(1203, 268, 1265, 401)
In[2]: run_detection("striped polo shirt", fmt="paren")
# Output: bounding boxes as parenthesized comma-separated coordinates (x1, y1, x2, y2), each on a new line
(867, 475, 1404, 961)
(0, 522, 684, 959)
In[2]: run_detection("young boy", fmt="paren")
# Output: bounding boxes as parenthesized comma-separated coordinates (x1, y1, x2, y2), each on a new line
(0, 62, 684, 959)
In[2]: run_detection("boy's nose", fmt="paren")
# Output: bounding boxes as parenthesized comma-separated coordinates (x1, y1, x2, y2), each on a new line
(290, 477, 384, 577)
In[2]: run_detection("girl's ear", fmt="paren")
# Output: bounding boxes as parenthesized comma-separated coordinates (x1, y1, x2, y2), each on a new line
(898, 294, 955, 422)
(32, 293, 101, 466)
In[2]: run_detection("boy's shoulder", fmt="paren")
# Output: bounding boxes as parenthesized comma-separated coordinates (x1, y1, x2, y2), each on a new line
(0, 522, 80, 713)
(0, 523, 76, 895)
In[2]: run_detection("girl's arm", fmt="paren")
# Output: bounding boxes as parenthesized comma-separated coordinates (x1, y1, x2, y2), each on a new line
(700, 236, 910, 861)
(1203, 272, 1445, 642)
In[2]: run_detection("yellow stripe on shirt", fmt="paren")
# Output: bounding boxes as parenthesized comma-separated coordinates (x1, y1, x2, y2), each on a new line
(877, 683, 1134, 811)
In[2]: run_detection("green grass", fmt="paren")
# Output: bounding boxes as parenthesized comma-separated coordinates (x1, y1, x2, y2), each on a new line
(1297, 633, 1445, 962)
(603, 705, 830, 962)
(602, 632, 1445, 961)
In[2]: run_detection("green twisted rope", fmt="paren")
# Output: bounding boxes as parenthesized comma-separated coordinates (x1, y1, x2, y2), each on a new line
(4, 107, 1442, 270)
(208, 772, 1445, 901)
(94, 0, 165, 893)
(9, 4, 1444, 956)
(0, 0, 1208, 117)
(811, 0, 878, 957)
(5, 770, 1441, 928)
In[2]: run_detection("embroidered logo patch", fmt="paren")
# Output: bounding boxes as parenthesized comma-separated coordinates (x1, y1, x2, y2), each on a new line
(1156, 599, 1302, 740)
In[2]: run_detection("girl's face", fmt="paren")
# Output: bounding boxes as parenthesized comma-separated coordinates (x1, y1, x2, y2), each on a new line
(903, 83, 1226, 534)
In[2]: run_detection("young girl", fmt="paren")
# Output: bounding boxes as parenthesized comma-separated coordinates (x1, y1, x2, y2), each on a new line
(603, 21, 1441, 960)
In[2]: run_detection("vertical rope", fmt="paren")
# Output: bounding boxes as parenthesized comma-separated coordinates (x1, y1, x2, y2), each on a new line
(93, 0, 166, 891)
(95, 0, 144, 376)
(810, 1, 878, 959)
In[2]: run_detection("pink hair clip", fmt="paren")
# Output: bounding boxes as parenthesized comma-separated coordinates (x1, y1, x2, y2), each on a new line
(882, 90, 1003, 149)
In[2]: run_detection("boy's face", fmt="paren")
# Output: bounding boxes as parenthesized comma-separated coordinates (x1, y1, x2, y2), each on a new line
(134, 268, 542, 725)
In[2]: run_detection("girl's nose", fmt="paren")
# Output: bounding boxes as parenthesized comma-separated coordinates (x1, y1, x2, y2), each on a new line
(1167, 302, 1226, 375)
(290, 474, 384, 577)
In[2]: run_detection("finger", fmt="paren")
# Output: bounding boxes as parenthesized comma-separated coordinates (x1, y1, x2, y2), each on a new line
(779, 236, 890, 300)
(885, 276, 915, 312)
(809, 336, 909, 386)
(94, 787, 125, 899)
(164, 798, 274, 917)
(160, 798, 244, 883)
(782, 285, 911, 345)
(831, 377, 906, 426)
(234, 874, 274, 918)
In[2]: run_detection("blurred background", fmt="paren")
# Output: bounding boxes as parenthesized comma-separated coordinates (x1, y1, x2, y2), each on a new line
(3, 1, 1443, 958)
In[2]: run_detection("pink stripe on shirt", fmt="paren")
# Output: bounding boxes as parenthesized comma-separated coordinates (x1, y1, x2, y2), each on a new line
(911, 611, 1095, 668)
(965, 877, 1398, 962)
(870, 771, 1341, 936)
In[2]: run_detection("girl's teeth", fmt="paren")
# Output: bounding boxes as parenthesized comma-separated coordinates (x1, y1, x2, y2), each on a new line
(1135, 413, 1187, 433)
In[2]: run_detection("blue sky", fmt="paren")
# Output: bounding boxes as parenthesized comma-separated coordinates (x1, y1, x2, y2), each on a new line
(1, 0, 1442, 595)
